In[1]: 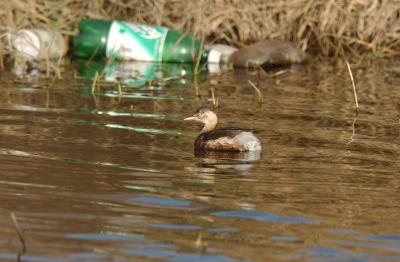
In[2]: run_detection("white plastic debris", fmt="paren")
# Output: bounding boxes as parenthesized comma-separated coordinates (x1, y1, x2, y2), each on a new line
(9, 29, 68, 60)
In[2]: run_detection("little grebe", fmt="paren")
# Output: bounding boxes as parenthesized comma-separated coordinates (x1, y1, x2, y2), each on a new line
(184, 108, 262, 152)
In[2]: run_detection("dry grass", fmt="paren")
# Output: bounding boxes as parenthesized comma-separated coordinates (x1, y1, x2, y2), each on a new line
(1, 0, 400, 61)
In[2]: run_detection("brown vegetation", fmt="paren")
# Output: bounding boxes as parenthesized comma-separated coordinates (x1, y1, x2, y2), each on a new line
(1, 0, 400, 59)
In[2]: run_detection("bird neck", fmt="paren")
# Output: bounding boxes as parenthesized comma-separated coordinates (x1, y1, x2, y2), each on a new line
(201, 118, 218, 133)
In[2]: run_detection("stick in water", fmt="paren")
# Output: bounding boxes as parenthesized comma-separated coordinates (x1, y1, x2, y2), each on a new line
(248, 80, 264, 104)
(10, 212, 26, 259)
(345, 61, 359, 110)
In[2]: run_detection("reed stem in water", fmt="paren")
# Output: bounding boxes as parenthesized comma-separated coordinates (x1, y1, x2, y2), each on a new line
(345, 60, 359, 111)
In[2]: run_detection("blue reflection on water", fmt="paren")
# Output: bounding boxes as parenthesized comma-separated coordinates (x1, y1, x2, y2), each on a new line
(149, 224, 202, 230)
(65, 232, 143, 241)
(131, 195, 191, 207)
(147, 223, 234, 232)
(148, 223, 234, 232)
(121, 248, 247, 262)
(272, 236, 299, 242)
(363, 234, 400, 242)
(211, 210, 319, 224)
(300, 248, 346, 255)
(334, 239, 400, 252)
(328, 229, 355, 235)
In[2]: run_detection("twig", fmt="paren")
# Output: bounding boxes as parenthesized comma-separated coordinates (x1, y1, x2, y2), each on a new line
(91, 71, 99, 94)
(345, 60, 359, 111)
(347, 116, 357, 144)
(210, 87, 219, 107)
(194, 37, 205, 76)
(117, 82, 122, 96)
(10, 212, 26, 260)
(248, 80, 264, 104)
(255, 64, 269, 79)
(271, 69, 289, 77)
(195, 233, 207, 253)
(158, 76, 183, 83)
(194, 74, 200, 97)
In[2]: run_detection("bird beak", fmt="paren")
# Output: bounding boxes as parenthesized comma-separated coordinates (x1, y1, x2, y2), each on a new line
(184, 116, 198, 121)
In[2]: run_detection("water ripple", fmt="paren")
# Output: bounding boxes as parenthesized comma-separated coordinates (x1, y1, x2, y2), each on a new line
(211, 210, 319, 224)
(65, 232, 143, 241)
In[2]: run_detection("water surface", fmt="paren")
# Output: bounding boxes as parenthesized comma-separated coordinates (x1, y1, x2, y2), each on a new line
(0, 60, 399, 261)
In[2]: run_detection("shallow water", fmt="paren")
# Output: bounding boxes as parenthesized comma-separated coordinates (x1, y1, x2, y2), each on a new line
(0, 60, 399, 262)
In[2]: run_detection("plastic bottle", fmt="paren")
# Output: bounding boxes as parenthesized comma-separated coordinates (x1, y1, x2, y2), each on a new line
(206, 44, 237, 72)
(9, 29, 68, 60)
(73, 19, 232, 65)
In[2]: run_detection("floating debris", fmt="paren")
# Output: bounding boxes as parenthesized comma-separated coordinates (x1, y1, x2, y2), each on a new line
(229, 40, 306, 68)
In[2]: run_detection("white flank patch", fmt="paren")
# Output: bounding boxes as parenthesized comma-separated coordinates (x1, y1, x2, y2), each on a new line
(233, 132, 262, 151)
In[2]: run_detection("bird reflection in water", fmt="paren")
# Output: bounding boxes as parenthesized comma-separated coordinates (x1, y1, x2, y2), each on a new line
(193, 149, 261, 173)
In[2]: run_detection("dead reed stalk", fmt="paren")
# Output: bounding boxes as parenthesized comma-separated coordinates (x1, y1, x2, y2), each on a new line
(91, 71, 99, 93)
(210, 87, 219, 107)
(10, 212, 26, 257)
(248, 80, 264, 104)
(345, 60, 359, 111)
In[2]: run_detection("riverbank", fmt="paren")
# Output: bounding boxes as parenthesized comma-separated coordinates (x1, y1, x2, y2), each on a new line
(1, 0, 399, 61)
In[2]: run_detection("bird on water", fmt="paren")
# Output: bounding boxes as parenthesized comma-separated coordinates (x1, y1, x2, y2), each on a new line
(184, 108, 262, 152)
